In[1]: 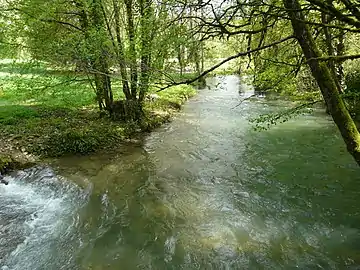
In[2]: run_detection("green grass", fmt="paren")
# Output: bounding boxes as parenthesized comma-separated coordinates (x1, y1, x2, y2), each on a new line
(149, 85, 196, 110)
(0, 73, 96, 107)
(0, 61, 196, 158)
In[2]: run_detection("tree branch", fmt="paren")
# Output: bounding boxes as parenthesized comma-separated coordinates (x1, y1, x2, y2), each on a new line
(157, 35, 295, 92)
(309, 54, 360, 62)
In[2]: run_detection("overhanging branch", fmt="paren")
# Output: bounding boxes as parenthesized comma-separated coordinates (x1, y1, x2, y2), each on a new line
(157, 35, 295, 92)
(309, 54, 360, 62)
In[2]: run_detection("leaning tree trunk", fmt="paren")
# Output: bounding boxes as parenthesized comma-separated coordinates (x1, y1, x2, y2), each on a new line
(283, 0, 360, 166)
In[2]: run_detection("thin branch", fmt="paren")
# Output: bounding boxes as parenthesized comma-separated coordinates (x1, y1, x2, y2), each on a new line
(157, 35, 295, 92)
(309, 54, 360, 62)
(231, 94, 256, 109)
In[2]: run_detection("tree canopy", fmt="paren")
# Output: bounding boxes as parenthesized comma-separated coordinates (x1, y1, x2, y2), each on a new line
(2, 0, 360, 164)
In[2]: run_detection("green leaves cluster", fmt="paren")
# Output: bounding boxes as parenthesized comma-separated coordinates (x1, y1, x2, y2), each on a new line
(250, 103, 316, 131)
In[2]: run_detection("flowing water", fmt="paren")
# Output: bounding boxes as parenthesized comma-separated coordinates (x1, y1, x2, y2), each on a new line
(1, 75, 360, 269)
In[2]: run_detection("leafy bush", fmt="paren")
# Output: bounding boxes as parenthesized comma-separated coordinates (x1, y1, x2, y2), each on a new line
(344, 62, 360, 119)
(345, 70, 360, 94)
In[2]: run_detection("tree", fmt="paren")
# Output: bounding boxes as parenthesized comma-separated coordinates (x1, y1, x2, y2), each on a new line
(5, 0, 202, 120)
(164, 0, 360, 165)
(283, 0, 360, 165)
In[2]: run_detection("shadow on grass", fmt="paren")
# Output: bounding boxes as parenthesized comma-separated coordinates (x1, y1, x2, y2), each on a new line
(0, 72, 95, 108)
(0, 104, 173, 157)
(0, 105, 41, 124)
(0, 78, 197, 157)
(0, 104, 86, 124)
(0, 104, 123, 156)
(0, 62, 77, 76)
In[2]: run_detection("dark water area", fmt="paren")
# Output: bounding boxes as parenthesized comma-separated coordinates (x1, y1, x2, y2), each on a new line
(1, 76, 360, 269)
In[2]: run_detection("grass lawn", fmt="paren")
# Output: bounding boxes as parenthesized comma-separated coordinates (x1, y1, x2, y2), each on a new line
(0, 61, 196, 164)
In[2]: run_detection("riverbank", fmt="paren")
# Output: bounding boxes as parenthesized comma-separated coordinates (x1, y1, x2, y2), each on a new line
(0, 63, 197, 173)
(3, 75, 359, 269)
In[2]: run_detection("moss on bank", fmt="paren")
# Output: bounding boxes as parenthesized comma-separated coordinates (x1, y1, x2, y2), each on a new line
(0, 155, 16, 174)
(0, 154, 36, 174)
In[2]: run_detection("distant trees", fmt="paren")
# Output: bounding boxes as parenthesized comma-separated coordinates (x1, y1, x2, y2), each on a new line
(2, 0, 206, 120)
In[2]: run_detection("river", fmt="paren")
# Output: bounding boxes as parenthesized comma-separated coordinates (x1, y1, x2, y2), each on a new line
(1, 75, 360, 269)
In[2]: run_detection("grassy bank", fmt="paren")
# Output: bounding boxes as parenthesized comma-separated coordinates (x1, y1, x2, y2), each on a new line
(0, 61, 196, 171)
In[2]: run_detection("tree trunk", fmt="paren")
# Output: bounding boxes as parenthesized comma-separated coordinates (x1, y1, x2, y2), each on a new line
(336, 28, 345, 89)
(138, 0, 153, 102)
(177, 45, 184, 76)
(75, 0, 111, 111)
(124, 0, 138, 99)
(111, 99, 144, 121)
(193, 47, 206, 88)
(321, 7, 342, 93)
(90, 0, 113, 112)
(283, 0, 360, 166)
(113, 0, 132, 100)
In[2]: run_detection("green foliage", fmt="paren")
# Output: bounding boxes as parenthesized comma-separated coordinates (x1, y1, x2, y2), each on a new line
(1, 106, 124, 157)
(122, 120, 141, 138)
(2, 0, 209, 110)
(0, 105, 40, 126)
(344, 60, 360, 119)
(346, 73, 360, 94)
(158, 85, 196, 104)
(239, 20, 320, 98)
(0, 62, 96, 107)
(250, 102, 318, 131)
(42, 129, 101, 157)
(145, 85, 196, 112)
(345, 61, 360, 94)
(0, 13, 20, 58)
(0, 60, 47, 74)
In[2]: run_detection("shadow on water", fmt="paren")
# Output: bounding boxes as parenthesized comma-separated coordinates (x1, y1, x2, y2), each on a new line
(242, 120, 360, 224)
(236, 121, 360, 268)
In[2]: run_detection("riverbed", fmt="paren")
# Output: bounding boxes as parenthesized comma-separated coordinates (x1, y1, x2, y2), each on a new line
(1, 75, 360, 269)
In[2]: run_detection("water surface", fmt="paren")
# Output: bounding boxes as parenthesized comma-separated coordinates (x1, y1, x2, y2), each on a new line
(1, 75, 360, 269)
